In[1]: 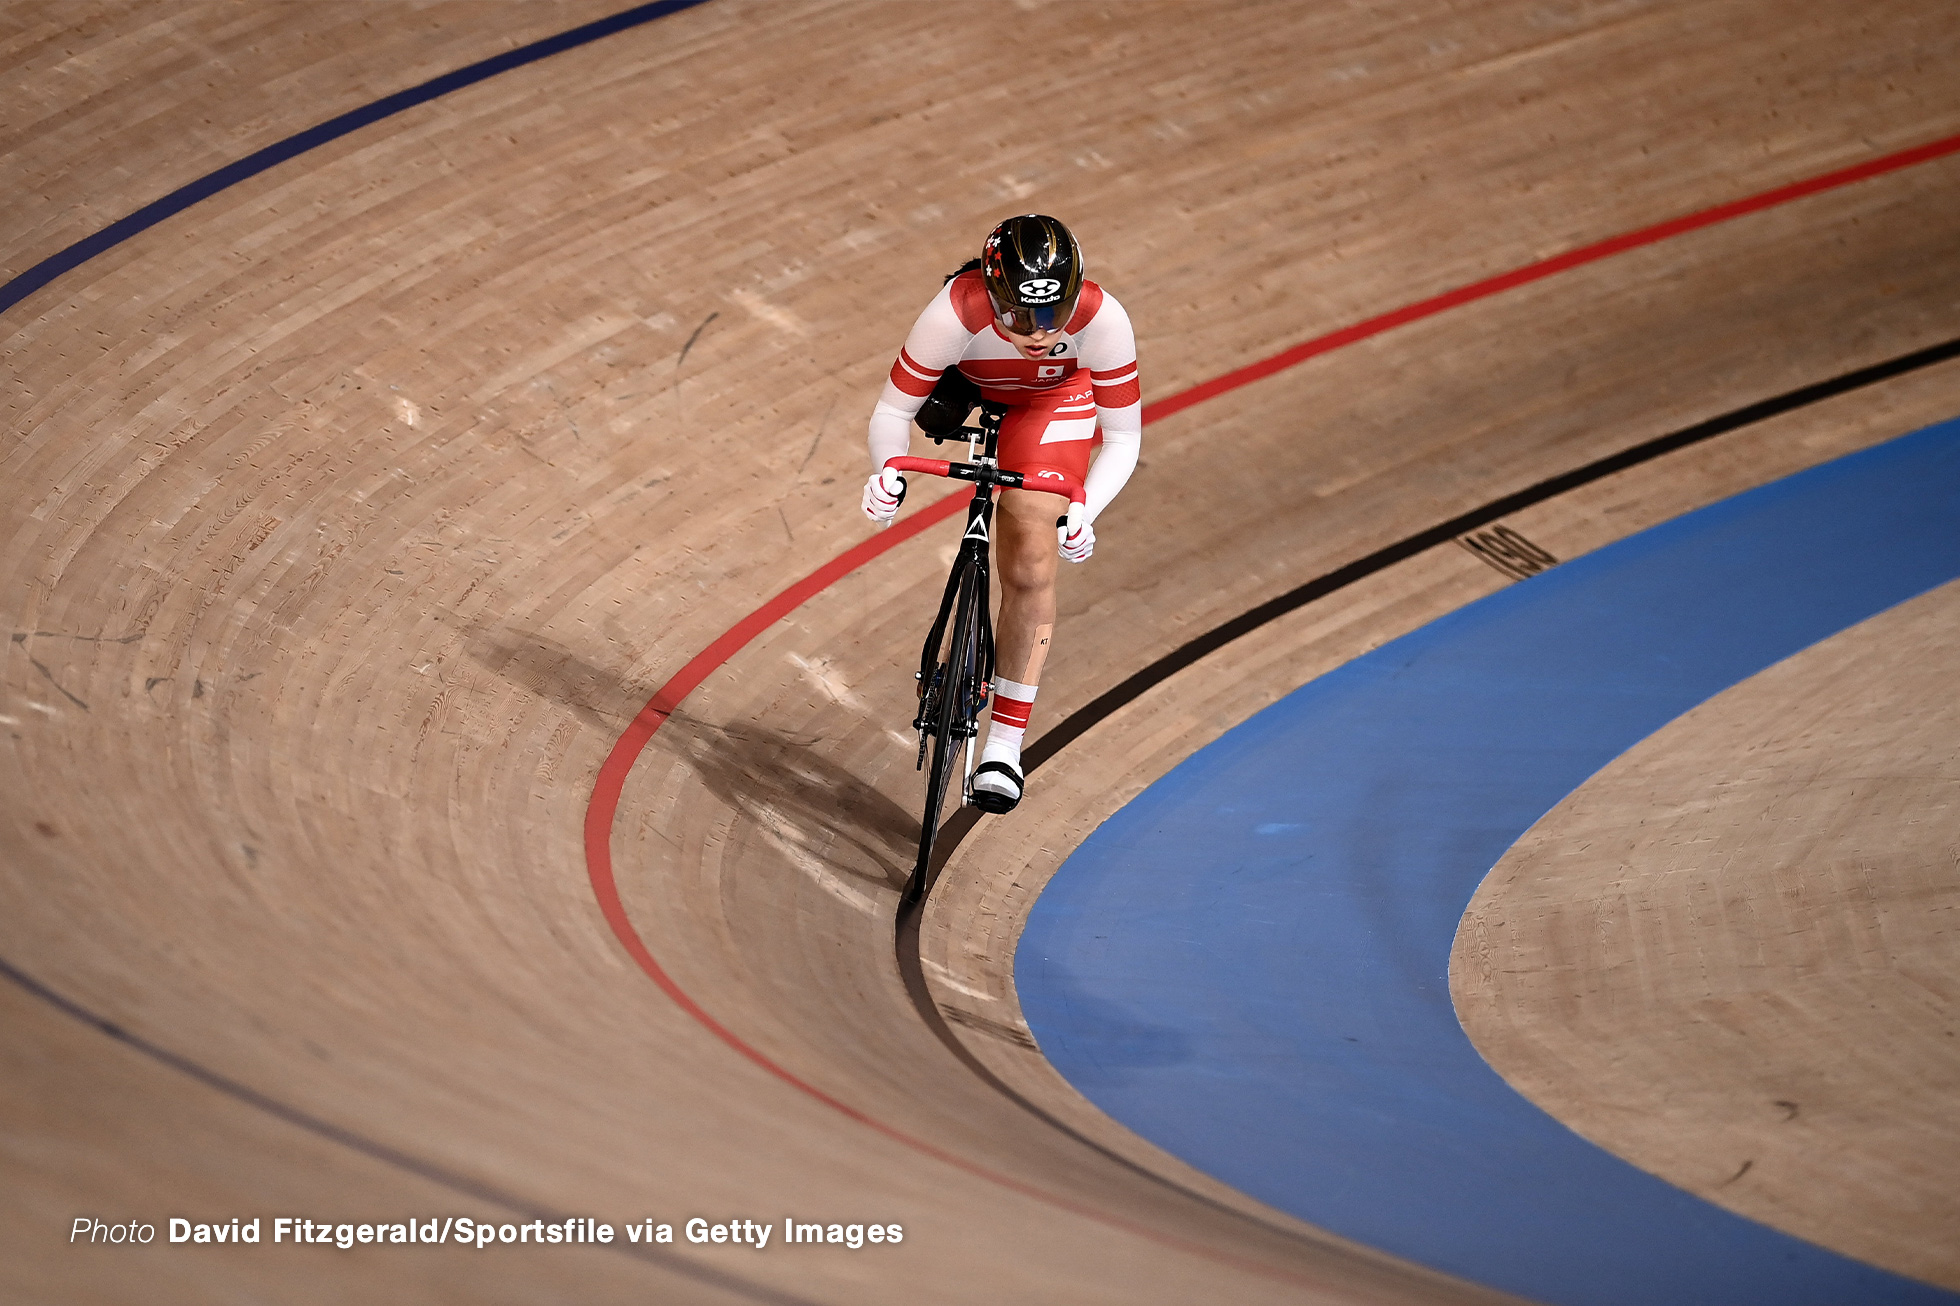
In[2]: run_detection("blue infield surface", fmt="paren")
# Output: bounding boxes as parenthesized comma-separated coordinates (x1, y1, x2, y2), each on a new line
(1018, 418, 1960, 1305)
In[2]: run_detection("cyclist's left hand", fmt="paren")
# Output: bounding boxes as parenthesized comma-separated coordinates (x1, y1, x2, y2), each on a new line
(1058, 518, 1095, 563)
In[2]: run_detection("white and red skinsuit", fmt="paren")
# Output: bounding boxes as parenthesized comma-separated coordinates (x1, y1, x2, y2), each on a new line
(867, 270, 1141, 521)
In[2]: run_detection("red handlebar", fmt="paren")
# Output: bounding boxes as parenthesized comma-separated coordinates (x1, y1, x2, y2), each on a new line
(881, 455, 1085, 507)
(883, 454, 951, 478)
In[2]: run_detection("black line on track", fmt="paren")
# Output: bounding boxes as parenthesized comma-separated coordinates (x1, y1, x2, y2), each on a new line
(0, 0, 713, 320)
(1028, 331, 1960, 772)
(0, 954, 818, 1305)
(895, 329, 1960, 1227)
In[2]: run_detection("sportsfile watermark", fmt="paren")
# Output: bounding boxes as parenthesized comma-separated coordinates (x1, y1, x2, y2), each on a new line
(70, 1215, 904, 1251)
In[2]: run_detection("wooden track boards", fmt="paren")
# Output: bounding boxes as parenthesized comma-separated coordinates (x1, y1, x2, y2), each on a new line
(4, 1, 1959, 1300)
(1455, 575, 1960, 1289)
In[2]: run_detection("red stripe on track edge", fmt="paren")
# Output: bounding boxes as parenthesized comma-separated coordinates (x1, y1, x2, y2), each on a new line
(582, 129, 1960, 1261)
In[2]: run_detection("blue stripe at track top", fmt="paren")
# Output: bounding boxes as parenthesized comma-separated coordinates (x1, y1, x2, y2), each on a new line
(1019, 419, 1960, 1306)
(0, 0, 710, 319)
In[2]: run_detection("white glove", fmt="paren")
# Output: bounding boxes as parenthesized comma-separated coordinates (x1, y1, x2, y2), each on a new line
(1058, 517, 1095, 563)
(861, 468, 905, 523)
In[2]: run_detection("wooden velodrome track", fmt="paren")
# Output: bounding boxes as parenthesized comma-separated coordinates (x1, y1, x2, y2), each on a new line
(5, 2, 1958, 1302)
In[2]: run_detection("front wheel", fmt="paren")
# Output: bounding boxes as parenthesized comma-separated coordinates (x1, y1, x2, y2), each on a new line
(907, 560, 983, 903)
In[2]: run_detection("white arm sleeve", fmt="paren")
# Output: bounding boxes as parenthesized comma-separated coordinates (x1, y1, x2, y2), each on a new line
(1077, 291, 1143, 524)
(867, 281, 978, 473)
(1082, 427, 1140, 524)
(868, 401, 914, 472)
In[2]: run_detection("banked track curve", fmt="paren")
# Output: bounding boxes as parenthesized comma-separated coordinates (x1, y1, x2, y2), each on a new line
(581, 132, 1960, 1265)
(8, 4, 1960, 1299)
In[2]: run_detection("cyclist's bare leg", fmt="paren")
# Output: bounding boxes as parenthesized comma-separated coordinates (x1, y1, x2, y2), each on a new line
(973, 487, 1065, 810)
(993, 487, 1066, 684)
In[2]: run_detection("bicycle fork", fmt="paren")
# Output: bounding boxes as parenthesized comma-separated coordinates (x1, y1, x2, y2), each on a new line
(913, 486, 998, 801)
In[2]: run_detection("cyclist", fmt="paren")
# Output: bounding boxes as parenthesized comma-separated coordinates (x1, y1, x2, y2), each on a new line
(861, 214, 1141, 813)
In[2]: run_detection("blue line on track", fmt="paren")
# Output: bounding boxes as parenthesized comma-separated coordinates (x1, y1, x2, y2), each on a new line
(1019, 420, 1960, 1305)
(0, 0, 711, 319)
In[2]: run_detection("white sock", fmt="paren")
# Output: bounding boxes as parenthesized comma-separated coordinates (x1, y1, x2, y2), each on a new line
(982, 677, 1038, 771)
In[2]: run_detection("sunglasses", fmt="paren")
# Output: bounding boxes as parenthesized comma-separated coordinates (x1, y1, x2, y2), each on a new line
(993, 299, 1076, 337)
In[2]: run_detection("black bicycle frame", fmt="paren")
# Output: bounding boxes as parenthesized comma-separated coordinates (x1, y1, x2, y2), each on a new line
(904, 403, 1009, 902)
(915, 499, 998, 707)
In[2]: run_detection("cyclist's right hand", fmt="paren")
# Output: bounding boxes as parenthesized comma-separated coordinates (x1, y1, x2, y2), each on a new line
(861, 468, 906, 523)
(1057, 517, 1095, 563)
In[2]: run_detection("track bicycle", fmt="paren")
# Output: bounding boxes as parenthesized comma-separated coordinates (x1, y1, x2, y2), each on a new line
(882, 403, 1085, 905)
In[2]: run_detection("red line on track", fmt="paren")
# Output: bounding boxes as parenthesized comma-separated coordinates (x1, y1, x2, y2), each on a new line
(584, 129, 1960, 1257)
(1145, 132, 1960, 425)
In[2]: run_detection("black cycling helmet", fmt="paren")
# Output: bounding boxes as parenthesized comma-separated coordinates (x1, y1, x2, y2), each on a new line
(981, 214, 1082, 335)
